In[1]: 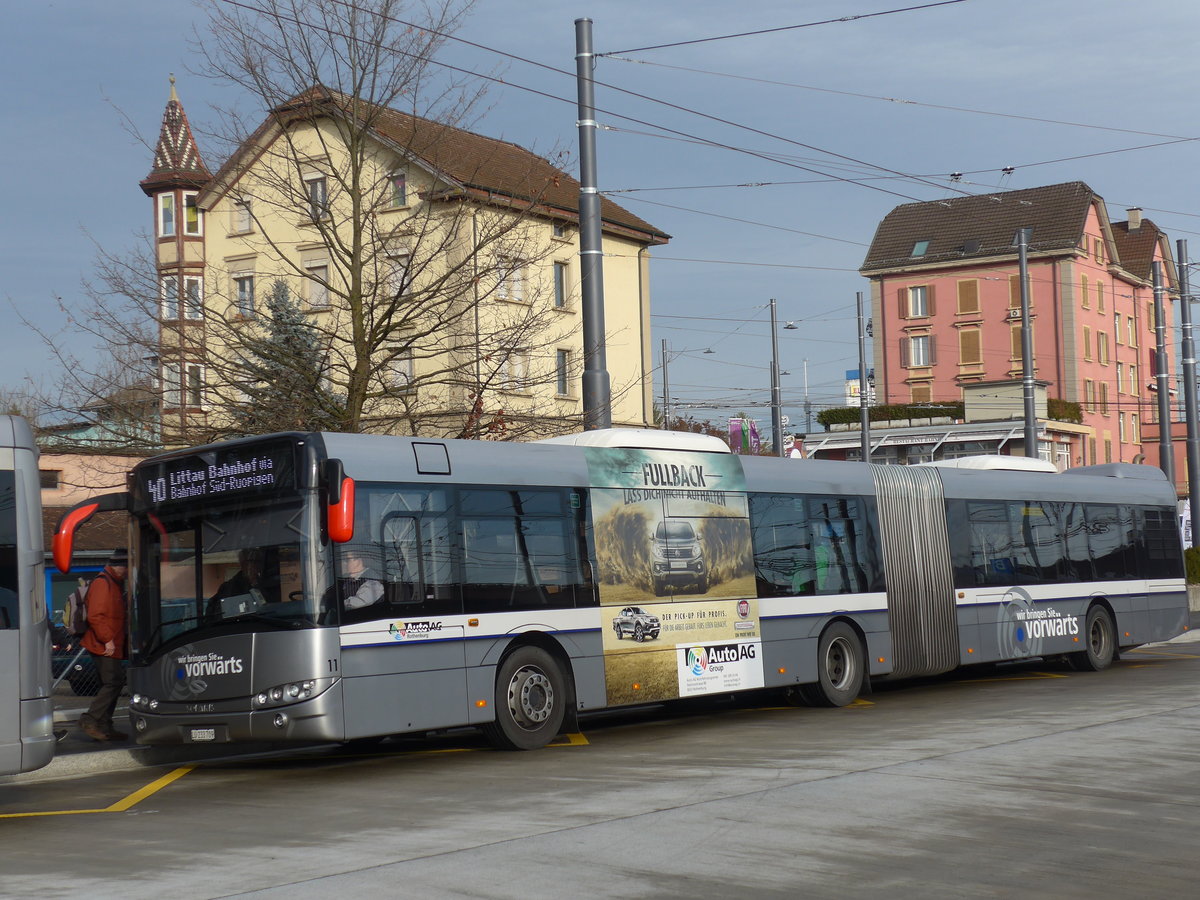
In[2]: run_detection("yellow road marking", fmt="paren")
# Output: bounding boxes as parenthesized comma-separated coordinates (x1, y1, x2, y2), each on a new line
(549, 732, 589, 746)
(960, 670, 1069, 683)
(849, 698, 875, 708)
(0, 765, 196, 819)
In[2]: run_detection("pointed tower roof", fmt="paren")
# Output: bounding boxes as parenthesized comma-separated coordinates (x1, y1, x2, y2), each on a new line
(140, 76, 211, 196)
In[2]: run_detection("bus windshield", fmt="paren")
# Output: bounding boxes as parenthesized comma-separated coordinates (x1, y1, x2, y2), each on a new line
(134, 497, 325, 658)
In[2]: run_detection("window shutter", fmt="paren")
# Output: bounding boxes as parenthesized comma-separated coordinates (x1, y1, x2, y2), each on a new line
(926, 284, 937, 317)
(900, 337, 911, 367)
(1009, 275, 1021, 309)
(897, 286, 908, 317)
(957, 280, 979, 314)
(960, 329, 981, 364)
(928, 337, 937, 365)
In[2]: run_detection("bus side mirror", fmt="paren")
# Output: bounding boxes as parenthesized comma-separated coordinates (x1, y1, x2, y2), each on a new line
(52, 492, 130, 573)
(324, 459, 354, 543)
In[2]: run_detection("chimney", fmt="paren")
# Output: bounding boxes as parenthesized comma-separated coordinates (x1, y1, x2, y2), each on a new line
(1127, 208, 1143, 231)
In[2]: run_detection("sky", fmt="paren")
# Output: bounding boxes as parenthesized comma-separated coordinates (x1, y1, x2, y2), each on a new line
(5, 0, 1200, 435)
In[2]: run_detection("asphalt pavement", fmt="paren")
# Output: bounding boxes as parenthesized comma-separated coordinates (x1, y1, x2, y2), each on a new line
(15, 607, 1200, 784)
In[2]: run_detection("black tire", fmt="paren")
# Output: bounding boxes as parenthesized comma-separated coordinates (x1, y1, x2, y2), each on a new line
(652, 578, 665, 597)
(634, 623, 645, 642)
(614, 622, 624, 640)
(1068, 605, 1116, 671)
(799, 622, 864, 707)
(482, 646, 567, 751)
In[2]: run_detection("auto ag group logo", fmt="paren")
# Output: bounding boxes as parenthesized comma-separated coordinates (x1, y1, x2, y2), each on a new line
(686, 646, 709, 676)
(737, 599, 750, 619)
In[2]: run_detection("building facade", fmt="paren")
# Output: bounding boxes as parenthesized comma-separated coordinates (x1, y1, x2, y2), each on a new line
(141, 82, 668, 445)
(860, 182, 1177, 473)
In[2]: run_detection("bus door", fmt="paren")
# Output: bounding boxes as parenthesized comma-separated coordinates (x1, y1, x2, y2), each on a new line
(872, 465, 958, 678)
(341, 507, 466, 738)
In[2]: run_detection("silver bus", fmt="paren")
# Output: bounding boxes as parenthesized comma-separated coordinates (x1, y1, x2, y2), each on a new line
(53, 429, 1188, 751)
(0, 416, 54, 776)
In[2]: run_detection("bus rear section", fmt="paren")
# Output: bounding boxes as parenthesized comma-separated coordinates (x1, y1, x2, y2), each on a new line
(0, 415, 53, 777)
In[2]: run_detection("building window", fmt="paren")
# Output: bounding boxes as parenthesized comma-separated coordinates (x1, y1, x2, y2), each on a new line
(306, 264, 330, 309)
(910, 383, 932, 404)
(1104, 439, 1112, 463)
(1119, 412, 1127, 443)
(39, 470, 61, 490)
(183, 276, 204, 320)
(386, 255, 409, 300)
(1100, 382, 1109, 414)
(1084, 380, 1095, 412)
(553, 262, 568, 308)
(1094, 238, 1104, 264)
(234, 274, 255, 317)
(305, 175, 328, 221)
(158, 193, 176, 237)
(1009, 274, 1022, 309)
(1147, 301, 1156, 333)
(959, 328, 981, 365)
(388, 348, 414, 392)
(956, 280, 979, 314)
(1128, 315, 1137, 347)
(907, 285, 930, 318)
(1083, 326, 1092, 360)
(1081, 274, 1090, 309)
(903, 334, 933, 367)
(552, 222, 568, 239)
(183, 192, 202, 236)
(186, 363, 205, 408)
(496, 258, 525, 302)
(163, 362, 203, 408)
(1097, 332, 1109, 365)
(1116, 362, 1124, 393)
(233, 200, 253, 233)
(1129, 364, 1137, 395)
(555, 349, 570, 395)
(499, 349, 529, 391)
(160, 275, 178, 320)
(1131, 414, 1140, 442)
(910, 240, 930, 257)
(1096, 281, 1105, 312)
(389, 172, 407, 208)
(1088, 437, 1097, 464)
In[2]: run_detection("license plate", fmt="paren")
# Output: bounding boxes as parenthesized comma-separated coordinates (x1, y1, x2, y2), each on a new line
(189, 727, 217, 742)
(669, 561, 688, 570)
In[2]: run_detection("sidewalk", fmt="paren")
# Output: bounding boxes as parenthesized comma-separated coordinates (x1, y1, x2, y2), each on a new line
(11, 610, 1200, 784)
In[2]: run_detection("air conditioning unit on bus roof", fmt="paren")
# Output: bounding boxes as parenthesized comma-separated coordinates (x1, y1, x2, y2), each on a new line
(537, 428, 731, 453)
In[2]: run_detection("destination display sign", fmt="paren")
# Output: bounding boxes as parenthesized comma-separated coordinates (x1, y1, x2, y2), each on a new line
(137, 443, 298, 509)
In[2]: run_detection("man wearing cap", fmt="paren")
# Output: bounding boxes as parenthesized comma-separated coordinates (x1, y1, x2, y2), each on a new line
(78, 548, 129, 742)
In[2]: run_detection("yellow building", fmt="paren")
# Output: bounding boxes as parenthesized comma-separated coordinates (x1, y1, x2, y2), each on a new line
(141, 82, 668, 444)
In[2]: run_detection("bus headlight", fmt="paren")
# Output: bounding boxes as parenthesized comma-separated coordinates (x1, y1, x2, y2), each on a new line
(253, 678, 327, 708)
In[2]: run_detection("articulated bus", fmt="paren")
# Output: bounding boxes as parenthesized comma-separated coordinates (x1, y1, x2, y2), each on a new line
(53, 428, 1187, 751)
(1, 416, 54, 776)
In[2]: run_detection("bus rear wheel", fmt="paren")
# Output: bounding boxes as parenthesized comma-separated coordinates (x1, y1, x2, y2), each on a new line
(483, 646, 567, 751)
(799, 622, 864, 707)
(1068, 606, 1116, 672)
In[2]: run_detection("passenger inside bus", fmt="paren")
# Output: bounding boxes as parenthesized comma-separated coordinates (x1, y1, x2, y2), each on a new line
(206, 549, 272, 618)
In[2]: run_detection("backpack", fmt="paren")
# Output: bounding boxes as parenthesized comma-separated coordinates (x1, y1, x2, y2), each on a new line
(63, 578, 92, 637)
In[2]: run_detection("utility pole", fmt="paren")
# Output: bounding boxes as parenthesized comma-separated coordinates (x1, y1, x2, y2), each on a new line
(574, 18, 611, 429)
(1154, 261, 1175, 485)
(1015, 228, 1038, 459)
(1177, 240, 1199, 545)
(803, 359, 812, 435)
(857, 291, 871, 463)
(660, 339, 671, 429)
(769, 298, 785, 457)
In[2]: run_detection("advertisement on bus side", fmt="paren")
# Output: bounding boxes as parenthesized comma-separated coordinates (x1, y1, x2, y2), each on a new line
(585, 447, 762, 706)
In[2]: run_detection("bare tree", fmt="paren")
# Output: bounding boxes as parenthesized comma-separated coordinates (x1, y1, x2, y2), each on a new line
(34, 0, 611, 449)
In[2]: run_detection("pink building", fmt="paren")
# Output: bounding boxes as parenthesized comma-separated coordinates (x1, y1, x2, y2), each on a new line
(860, 182, 1177, 473)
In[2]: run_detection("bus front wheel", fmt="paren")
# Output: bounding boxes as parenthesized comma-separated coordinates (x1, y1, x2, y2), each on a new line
(1068, 606, 1116, 672)
(483, 646, 567, 751)
(799, 622, 864, 707)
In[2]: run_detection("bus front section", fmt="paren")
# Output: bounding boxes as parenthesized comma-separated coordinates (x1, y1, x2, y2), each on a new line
(125, 436, 346, 746)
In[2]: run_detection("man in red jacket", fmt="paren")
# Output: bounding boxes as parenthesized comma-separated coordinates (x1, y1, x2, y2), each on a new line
(79, 548, 129, 742)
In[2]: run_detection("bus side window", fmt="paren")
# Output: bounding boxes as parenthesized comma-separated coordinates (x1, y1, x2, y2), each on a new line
(381, 514, 421, 605)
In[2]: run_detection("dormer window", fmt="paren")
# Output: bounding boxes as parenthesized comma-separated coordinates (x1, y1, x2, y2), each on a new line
(911, 239, 930, 257)
(389, 172, 407, 208)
